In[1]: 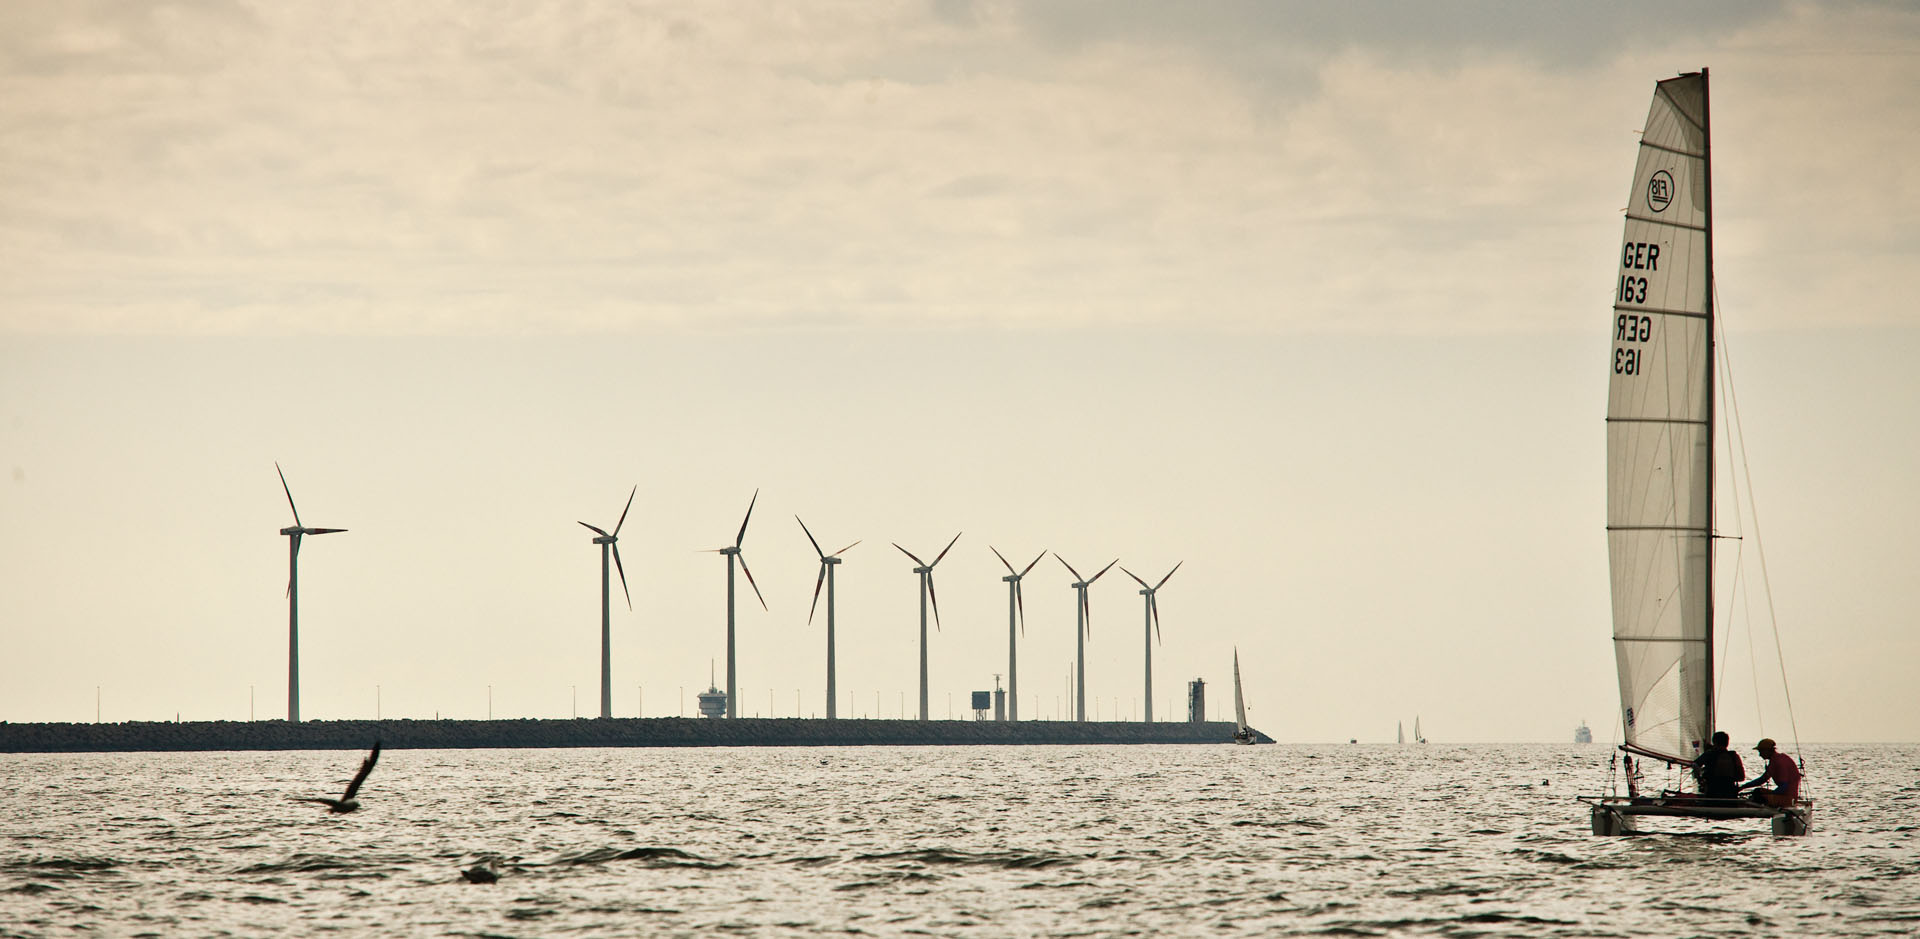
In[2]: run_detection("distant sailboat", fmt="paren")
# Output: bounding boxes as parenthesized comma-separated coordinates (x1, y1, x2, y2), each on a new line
(1414, 716, 1427, 745)
(1396, 721, 1404, 745)
(1581, 69, 1810, 836)
(1231, 649, 1254, 745)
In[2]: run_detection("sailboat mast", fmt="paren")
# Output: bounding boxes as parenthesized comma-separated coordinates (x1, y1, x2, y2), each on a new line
(1701, 67, 1716, 739)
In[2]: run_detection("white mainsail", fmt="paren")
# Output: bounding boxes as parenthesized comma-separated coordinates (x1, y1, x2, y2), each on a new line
(1607, 71, 1714, 764)
(1232, 650, 1249, 735)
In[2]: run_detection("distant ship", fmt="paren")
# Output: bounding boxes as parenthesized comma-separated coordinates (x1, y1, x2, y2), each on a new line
(1573, 721, 1592, 744)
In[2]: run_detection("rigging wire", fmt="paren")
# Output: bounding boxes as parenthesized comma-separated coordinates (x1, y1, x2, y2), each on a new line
(1712, 361, 1769, 733)
(1712, 278, 1807, 785)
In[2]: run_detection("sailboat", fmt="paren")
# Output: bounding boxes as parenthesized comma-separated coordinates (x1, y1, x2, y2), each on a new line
(1396, 721, 1404, 745)
(1231, 649, 1255, 745)
(1582, 69, 1810, 836)
(1414, 716, 1426, 745)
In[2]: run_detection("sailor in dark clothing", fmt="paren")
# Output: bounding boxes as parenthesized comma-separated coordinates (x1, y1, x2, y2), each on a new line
(1691, 731, 1746, 798)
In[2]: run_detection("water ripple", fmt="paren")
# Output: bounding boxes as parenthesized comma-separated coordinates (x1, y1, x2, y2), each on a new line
(0, 744, 1914, 936)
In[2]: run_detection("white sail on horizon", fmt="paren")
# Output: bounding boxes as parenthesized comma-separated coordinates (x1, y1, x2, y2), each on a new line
(1232, 650, 1248, 735)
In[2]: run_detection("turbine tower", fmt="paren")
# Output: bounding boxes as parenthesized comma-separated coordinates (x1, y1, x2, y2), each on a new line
(577, 485, 635, 720)
(989, 546, 1046, 722)
(1121, 561, 1182, 723)
(798, 516, 859, 720)
(893, 532, 961, 721)
(1055, 555, 1117, 722)
(275, 463, 346, 724)
(705, 490, 766, 718)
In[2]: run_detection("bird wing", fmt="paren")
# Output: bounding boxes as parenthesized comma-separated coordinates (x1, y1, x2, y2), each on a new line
(341, 742, 381, 801)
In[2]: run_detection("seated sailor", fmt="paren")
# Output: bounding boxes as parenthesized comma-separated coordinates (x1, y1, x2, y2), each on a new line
(1738, 737, 1802, 808)
(1690, 731, 1745, 798)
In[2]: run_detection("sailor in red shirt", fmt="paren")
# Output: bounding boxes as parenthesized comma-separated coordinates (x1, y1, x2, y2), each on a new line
(1739, 737, 1802, 808)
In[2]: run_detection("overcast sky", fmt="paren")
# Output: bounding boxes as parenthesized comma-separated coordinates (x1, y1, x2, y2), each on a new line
(3, 1, 1917, 743)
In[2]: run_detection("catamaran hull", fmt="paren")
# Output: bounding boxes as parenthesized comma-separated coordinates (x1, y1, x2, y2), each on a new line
(1585, 797, 1811, 836)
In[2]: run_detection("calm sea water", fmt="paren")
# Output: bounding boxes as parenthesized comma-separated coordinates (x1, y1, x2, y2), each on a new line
(2, 743, 1914, 936)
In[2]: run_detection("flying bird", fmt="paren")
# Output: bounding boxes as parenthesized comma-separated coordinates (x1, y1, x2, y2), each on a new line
(294, 742, 381, 813)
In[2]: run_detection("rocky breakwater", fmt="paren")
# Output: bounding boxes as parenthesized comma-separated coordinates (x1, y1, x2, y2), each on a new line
(0, 718, 1272, 753)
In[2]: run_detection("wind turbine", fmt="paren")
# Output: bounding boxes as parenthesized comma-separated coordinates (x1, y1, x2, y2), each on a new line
(705, 490, 766, 718)
(798, 516, 859, 720)
(989, 546, 1046, 722)
(893, 532, 961, 721)
(1055, 554, 1117, 722)
(1121, 562, 1182, 723)
(276, 463, 347, 724)
(577, 485, 635, 720)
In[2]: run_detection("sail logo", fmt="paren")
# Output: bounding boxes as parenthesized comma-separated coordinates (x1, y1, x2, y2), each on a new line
(1625, 707, 1636, 727)
(1647, 170, 1675, 212)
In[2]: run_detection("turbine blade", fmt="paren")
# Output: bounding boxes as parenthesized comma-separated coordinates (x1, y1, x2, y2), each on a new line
(1156, 560, 1183, 591)
(931, 531, 961, 567)
(613, 485, 636, 537)
(309, 528, 347, 535)
(808, 562, 827, 625)
(613, 544, 632, 611)
(990, 545, 1017, 575)
(1089, 558, 1119, 584)
(796, 515, 825, 559)
(579, 521, 610, 537)
(927, 574, 942, 631)
(1120, 566, 1149, 590)
(1015, 581, 1026, 636)
(1081, 591, 1092, 636)
(734, 489, 759, 549)
(893, 543, 927, 567)
(1055, 554, 1085, 583)
(276, 462, 303, 528)
(291, 531, 303, 558)
(737, 551, 768, 610)
(1150, 594, 1162, 644)
(834, 540, 861, 556)
(1021, 550, 1047, 577)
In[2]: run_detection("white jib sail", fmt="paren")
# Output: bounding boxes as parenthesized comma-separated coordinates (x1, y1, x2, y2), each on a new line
(1607, 72, 1713, 763)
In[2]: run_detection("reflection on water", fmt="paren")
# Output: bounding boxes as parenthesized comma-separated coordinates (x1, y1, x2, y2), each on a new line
(1, 744, 1915, 936)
